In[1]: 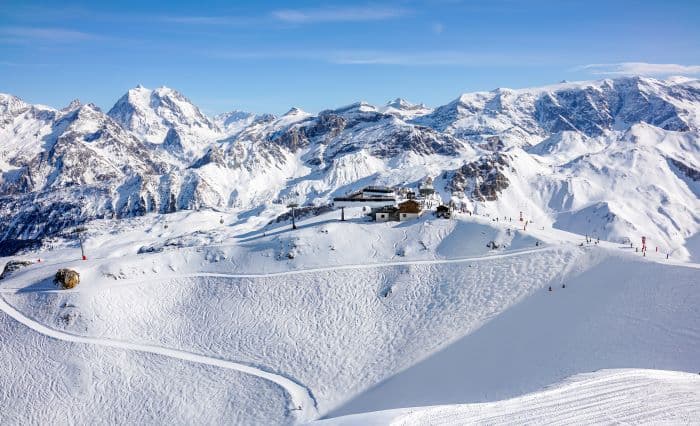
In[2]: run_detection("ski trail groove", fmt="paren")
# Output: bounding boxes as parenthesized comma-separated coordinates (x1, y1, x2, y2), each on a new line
(0, 295, 318, 423)
(0, 246, 563, 295)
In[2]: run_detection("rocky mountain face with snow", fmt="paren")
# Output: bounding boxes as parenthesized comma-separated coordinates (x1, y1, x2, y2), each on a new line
(1, 76, 699, 257)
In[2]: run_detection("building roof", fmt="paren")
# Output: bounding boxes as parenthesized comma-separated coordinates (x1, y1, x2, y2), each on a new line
(373, 206, 399, 214)
(363, 186, 394, 193)
(333, 196, 395, 202)
(398, 199, 422, 214)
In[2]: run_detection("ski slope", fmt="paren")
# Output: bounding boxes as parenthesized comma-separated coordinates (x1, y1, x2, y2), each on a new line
(317, 369, 700, 425)
(1, 210, 698, 424)
(327, 253, 700, 418)
(0, 294, 317, 422)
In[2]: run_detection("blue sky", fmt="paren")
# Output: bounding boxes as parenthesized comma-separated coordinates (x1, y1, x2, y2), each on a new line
(2, 0, 699, 115)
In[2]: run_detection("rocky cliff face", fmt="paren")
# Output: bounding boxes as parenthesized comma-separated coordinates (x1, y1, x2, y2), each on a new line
(446, 154, 511, 202)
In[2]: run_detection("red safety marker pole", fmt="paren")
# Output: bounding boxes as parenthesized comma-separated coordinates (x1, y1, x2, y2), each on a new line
(79, 233, 87, 260)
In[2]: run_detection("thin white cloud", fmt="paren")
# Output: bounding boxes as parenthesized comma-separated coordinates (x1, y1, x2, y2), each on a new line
(578, 62, 700, 76)
(272, 5, 409, 23)
(432, 22, 445, 34)
(328, 50, 522, 66)
(205, 48, 542, 67)
(0, 26, 100, 42)
(156, 15, 259, 26)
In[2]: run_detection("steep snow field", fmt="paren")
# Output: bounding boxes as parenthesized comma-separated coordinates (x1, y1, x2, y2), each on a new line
(1, 209, 697, 424)
(327, 253, 700, 418)
(318, 369, 700, 425)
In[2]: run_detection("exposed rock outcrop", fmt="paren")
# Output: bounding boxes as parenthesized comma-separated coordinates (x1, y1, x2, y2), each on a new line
(447, 154, 511, 201)
(54, 268, 80, 289)
(0, 260, 34, 280)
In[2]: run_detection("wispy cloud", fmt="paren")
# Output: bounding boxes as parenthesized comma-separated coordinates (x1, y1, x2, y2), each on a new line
(155, 15, 259, 26)
(271, 5, 410, 23)
(205, 48, 546, 67)
(0, 60, 51, 67)
(327, 50, 534, 66)
(578, 62, 700, 76)
(0, 26, 101, 42)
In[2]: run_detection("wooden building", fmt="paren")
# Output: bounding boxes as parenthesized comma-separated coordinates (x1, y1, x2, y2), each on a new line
(436, 205, 451, 219)
(370, 199, 422, 222)
(397, 199, 422, 221)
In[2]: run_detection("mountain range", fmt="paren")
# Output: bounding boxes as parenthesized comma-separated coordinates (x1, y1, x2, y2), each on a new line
(1, 76, 698, 257)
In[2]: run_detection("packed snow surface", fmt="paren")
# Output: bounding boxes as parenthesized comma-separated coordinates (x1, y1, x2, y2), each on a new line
(1, 207, 698, 424)
(317, 369, 700, 425)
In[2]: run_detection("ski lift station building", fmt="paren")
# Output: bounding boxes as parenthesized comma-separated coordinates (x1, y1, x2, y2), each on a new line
(332, 186, 397, 209)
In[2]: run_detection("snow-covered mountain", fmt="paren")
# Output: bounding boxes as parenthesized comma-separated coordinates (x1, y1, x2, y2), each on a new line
(414, 76, 700, 147)
(1, 76, 698, 257)
(378, 98, 433, 118)
(107, 85, 220, 155)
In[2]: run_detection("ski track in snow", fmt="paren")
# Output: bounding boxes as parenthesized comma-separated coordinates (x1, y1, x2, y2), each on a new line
(0, 246, 556, 295)
(0, 244, 562, 423)
(0, 294, 319, 423)
(318, 369, 700, 425)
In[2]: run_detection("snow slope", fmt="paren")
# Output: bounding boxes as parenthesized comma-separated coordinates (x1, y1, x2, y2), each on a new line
(1, 209, 697, 424)
(0, 313, 290, 425)
(0, 294, 317, 422)
(318, 369, 700, 425)
(327, 252, 700, 417)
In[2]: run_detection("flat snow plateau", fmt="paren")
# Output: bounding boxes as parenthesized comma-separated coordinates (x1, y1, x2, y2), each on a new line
(0, 208, 698, 424)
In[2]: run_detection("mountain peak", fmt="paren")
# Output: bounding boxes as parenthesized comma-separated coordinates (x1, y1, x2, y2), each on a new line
(386, 98, 414, 109)
(0, 93, 29, 115)
(108, 85, 218, 144)
(62, 99, 82, 111)
(334, 101, 377, 114)
(283, 107, 306, 116)
(379, 98, 431, 118)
